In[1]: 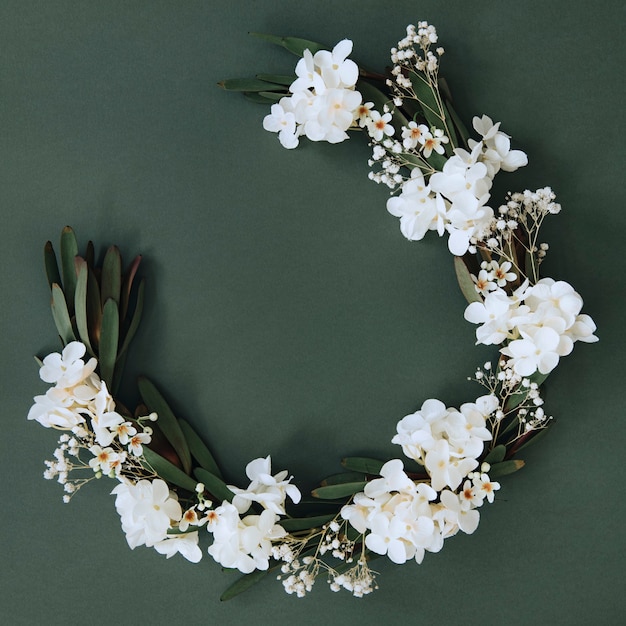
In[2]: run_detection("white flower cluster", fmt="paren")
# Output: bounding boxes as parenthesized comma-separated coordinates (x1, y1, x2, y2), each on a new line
(341, 457, 499, 566)
(465, 277, 598, 377)
(112, 478, 204, 563)
(29, 342, 154, 489)
(206, 456, 301, 573)
(386, 116, 528, 255)
(263, 40, 362, 149)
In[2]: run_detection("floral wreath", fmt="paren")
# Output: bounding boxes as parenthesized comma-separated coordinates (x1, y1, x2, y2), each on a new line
(29, 22, 598, 600)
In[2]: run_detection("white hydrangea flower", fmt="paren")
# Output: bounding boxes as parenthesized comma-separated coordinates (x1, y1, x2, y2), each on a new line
(39, 341, 97, 388)
(153, 532, 203, 563)
(111, 478, 182, 550)
(228, 456, 301, 515)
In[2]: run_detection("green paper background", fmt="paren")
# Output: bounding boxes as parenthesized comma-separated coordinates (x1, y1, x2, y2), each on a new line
(1, 1, 624, 623)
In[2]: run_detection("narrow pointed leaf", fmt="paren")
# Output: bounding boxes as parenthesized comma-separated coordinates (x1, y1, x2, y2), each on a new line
(257, 91, 284, 102)
(50, 283, 76, 345)
(44, 241, 62, 290)
(218, 78, 286, 92)
(278, 514, 335, 532)
(137, 377, 192, 475)
(488, 459, 525, 478)
(194, 468, 234, 503)
(483, 444, 506, 465)
(120, 255, 142, 322)
(249, 32, 326, 56)
(111, 348, 127, 396)
(311, 481, 367, 500)
(101, 246, 122, 306)
(179, 418, 222, 478)
(445, 98, 470, 147)
(243, 92, 279, 104)
(454, 255, 482, 304)
(341, 457, 385, 475)
(116, 278, 145, 361)
(85, 240, 95, 268)
(86, 267, 102, 347)
(142, 447, 198, 492)
(515, 426, 550, 452)
(320, 471, 366, 486)
(60, 226, 78, 310)
(256, 73, 294, 86)
(73, 258, 94, 355)
(99, 298, 119, 389)
(220, 569, 270, 601)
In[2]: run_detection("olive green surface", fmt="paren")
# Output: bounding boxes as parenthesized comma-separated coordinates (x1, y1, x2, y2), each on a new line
(1, 1, 624, 624)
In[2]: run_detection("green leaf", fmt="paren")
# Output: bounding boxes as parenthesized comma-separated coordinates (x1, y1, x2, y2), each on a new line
(119, 254, 142, 322)
(256, 73, 294, 86)
(60, 226, 78, 311)
(218, 78, 286, 92)
(279, 514, 335, 532)
(311, 482, 367, 500)
(50, 283, 76, 345)
(194, 468, 234, 503)
(445, 98, 471, 147)
(243, 92, 278, 104)
(220, 569, 270, 601)
(137, 377, 192, 475)
(73, 258, 94, 355)
(488, 459, 525, 478)
(483, 444, 507, 465)
(142, 447, 198, 492)
(179, 418, 222, 478)
(86, 266, 102, 347)
(85, 240, 95, 268)
(454, 256, 481, 304)
(257, 91, 284, 102)
(515, 426, 551, 452)
(44, 241, 62, 290)
(116, 278, 145, 361)
(321, 471, 366, 486)
(249, 32, 326, 56)
(99, 298, 119, 389)
(101, 246, 122, 306)
(341, 457, 385, 475)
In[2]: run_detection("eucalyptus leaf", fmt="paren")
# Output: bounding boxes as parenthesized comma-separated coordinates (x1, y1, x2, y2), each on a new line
(311, 481, 367, 500)
(73, 258, 94, 355)
(320, 471, 366, 486)
(279, 514, 336, 532)
(488, 459, 525, 478)
(483, 444, 507, 465)
(256, 73, 294, 86)
(194, 468, 234, 503)
(137, 376, 192, 475)
(50, 283, 76, 345)
(101, 246, 122, 306)
(44, 241, 62, 290)
(179, 418, 222, 478)
(60, 226, 78, 311)
(99, 298, 119, 389)
(218, 78, 286, 92)
(341, 457, 385, 475)
(220, 569, 270, 601)
(454, 255, 482, 304)
(249, 32, 326, 56)
(142, 447, 198, 492)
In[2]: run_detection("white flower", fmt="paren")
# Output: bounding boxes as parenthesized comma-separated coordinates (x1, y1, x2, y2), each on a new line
(27, 388, 86, 429)
(88, 445, 122, 475)
(313, 39, 359, 88)
(263, 101, 299, 149)
(39, 341, 97, 388)
(367, 110, 394, 141)
(127, 431, 151, 456)
(153, 531, 203, 563)
(401, 122, 429, 149)
(445, 192, 493, 256)
(464, 290, 519, 345)
(111, 478, 182, 549)
(290, 49, 326, 94)
(490, 260, 517, 286)
(501, 326, 562, 376)
(207, 503, 286, 573)
(425, 439, 478, 491)
(421, 128, 448, 158)
(228, 456, 301, 516)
